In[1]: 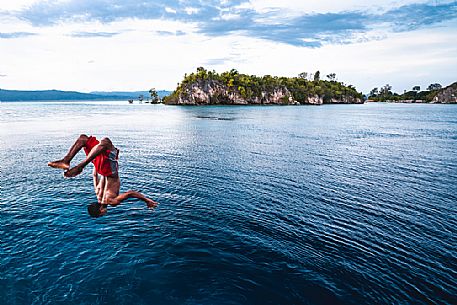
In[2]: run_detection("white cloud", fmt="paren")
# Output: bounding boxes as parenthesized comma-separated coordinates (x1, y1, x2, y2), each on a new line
(247, 0, 433, 15)
(165, 7, 177, 14)
(0, 1, 456, 93)
(184, 7, 200, 15)
(0, 0, 40, 11)
(218, 13, 241, 21)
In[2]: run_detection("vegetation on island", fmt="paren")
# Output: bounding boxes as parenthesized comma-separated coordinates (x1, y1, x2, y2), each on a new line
(367, 83, 445, 102)
(163, 67, 363, 105)
(149, 88, 160, 104)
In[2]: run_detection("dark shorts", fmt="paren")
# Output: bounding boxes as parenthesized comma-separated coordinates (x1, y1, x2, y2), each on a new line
(84, 136, 119, 177)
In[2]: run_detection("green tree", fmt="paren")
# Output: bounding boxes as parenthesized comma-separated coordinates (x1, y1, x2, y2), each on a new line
(379, 84, 393, 100)
(149, 88, 159, 104)
(314, 71, 320, 82)
(326, 73, 336, 81)
(298, 72, 308, 79)
(371, 88, 379, 96)
(427, 83, 442, 91)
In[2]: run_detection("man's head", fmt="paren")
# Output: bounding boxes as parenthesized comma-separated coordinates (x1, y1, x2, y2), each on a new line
(87, 203, 107, 218)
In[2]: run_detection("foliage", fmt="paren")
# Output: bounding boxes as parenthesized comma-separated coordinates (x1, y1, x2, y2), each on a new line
(149, 88, 159, 103)
(165, 67, 363, 104)
(427, 83, 442, 91)
(368, 83, 443, 102)
(369, 87, 379, 97)
(380, 84, 393, 96)
(326, 73, 336, 81)
(298, 72, 308, 79)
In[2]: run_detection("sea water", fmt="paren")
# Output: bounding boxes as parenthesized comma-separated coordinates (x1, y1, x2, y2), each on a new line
(1, 101, 456, 304)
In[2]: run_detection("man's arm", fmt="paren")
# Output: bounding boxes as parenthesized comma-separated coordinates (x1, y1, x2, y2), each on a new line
(107, 190, 158, 208)
(64, 138, 112, 178)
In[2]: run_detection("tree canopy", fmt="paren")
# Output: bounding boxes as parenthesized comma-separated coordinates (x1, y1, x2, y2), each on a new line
(164, 67, 363, 104)
(368, 82, 444, 102)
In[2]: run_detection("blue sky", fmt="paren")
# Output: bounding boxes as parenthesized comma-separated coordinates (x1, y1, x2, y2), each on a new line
(0, 0, 456, 92)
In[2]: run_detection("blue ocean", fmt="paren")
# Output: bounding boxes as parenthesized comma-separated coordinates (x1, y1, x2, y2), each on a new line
(1, 102, 456, 304)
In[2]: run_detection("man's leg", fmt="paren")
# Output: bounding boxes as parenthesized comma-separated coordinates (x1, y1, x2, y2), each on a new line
(107, 190, 159, 208)
(64, 137, 113, 178)
(48, 134, 89, 170)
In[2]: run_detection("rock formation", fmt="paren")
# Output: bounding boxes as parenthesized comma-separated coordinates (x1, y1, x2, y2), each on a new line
(432, 82, 457, 104)
(168, 79, 303, 105)
(164, 71, 364, 106)
(367, 81, 457, 103)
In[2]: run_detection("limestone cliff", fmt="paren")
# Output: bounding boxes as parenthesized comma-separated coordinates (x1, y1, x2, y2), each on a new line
(432, 82, 457, 104)
(166, 79, 300, 105)
(164, 68, 364, 105)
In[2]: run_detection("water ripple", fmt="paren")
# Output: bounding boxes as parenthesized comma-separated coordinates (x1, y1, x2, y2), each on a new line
(1, 102, 457, 304)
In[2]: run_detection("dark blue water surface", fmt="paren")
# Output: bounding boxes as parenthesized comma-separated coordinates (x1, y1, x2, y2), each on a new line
(1, 102, 456, 305)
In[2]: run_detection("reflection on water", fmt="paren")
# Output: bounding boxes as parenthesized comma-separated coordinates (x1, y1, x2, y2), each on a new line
(1, 101, 456, 304)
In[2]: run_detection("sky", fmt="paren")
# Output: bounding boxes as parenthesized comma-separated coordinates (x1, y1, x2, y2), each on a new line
(0, 0, 456, 93)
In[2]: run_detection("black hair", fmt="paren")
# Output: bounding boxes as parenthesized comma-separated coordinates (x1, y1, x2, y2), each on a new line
(87, 203, 103, 218)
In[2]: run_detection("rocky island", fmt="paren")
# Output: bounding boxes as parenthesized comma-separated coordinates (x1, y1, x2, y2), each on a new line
(163, 67, 363, 105)
(368, 82, 457, 103)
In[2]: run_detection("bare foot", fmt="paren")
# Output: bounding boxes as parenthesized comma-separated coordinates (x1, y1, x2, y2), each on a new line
(48, 160, 70, 170)
(146, 199, 159, 208)
(64, 166, 83, 178)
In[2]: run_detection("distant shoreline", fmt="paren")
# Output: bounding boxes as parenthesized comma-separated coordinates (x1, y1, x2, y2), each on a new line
(0, 99, 127, 103)
(0, 89, 171, 102)
(367, 100, 457, 104)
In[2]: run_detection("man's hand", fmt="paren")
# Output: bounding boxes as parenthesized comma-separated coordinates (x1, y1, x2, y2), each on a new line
(64, 165, 83, 178)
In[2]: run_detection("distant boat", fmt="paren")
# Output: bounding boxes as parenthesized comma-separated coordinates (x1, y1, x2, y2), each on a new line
(128, 99, 133, 104)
